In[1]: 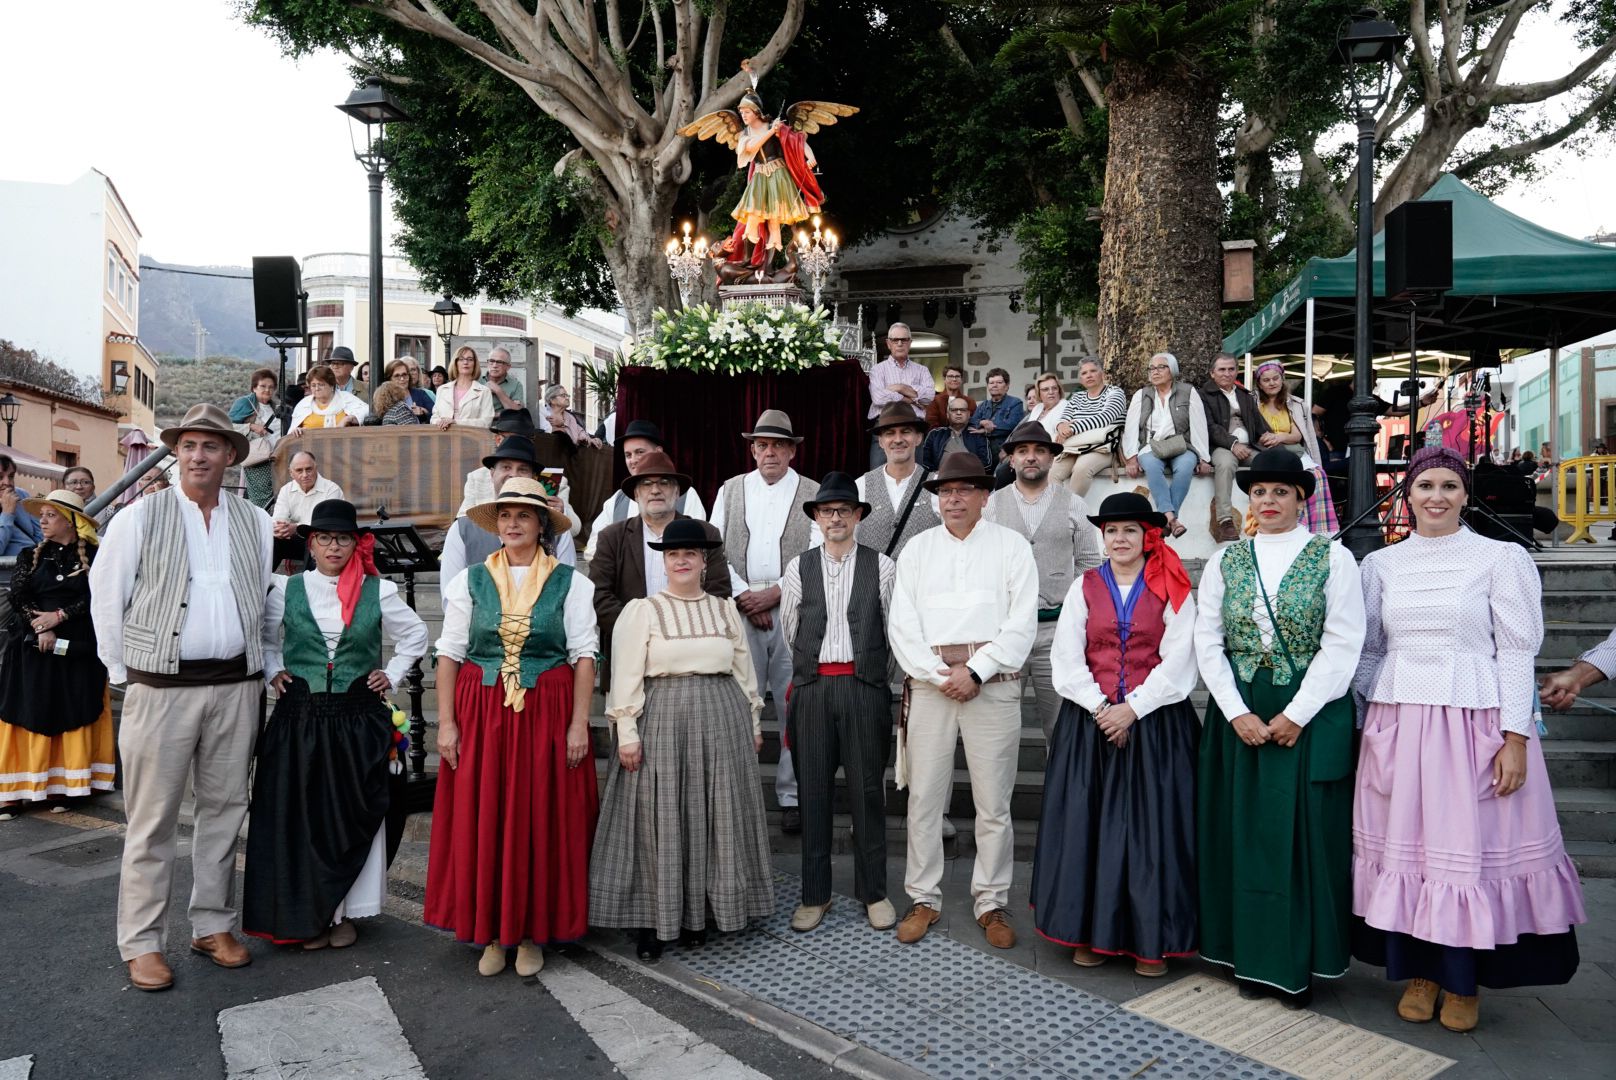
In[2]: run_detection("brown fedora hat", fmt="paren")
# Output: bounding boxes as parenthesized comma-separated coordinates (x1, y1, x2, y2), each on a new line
(741, 409, 803, 444)
(869, 401, 928, 435)
(620, 449, 692, 499)
(922, 451, 995, 493)
(161, 402, 250, 461)
(1001, 419, 1062, 455)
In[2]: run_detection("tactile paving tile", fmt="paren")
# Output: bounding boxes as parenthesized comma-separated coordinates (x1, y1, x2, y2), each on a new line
(943, 967, 1120, 1059)
(1032, 1012, 1234, 1080)
(1209, 1061, 1298, 1080)
(856, 1012, 1035, 1080)
(861, 931, 1023, 1010)
(675, 933, 846, 1002)
(756, 894, 862, 936)
(787, 972, 922, 1038)
(768, 915, 902, 960)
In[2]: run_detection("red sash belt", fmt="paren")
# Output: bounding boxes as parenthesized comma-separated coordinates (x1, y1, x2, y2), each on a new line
(817, 662, 856, 676)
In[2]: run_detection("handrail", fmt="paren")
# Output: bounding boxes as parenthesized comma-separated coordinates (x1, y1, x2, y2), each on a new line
(1555, 455, 1616, 544)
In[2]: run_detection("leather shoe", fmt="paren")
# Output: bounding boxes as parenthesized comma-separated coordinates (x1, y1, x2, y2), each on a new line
(1216, 519, 1240, 543)
(791, 902, 831, 932)
(1397, 978, 1439, 1023)
(191, 932, 251, 969)
(780, 807, 802, 834)
(866, 898, 897, 930)
(1134, 959, 1169, 978)
(896, 903, 940, 944)
(329, 921, 358, 949)
(128, 952, 173, 992)
(1071, 945, 1106, 968)
(977, 908, 1016, 949)
(1439, 992, 1480, 1033)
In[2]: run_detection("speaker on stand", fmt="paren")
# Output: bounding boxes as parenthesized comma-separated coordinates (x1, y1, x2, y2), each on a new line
(252, 256, 308, 434)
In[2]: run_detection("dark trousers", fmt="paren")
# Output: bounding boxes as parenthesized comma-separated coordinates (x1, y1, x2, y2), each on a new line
(790, 675, 893, 906)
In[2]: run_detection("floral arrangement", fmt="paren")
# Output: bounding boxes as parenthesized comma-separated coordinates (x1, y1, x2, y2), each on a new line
(633, 302, 842, 374)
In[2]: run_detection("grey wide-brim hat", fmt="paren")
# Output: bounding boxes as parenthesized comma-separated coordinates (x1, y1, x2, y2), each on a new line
(742, 409, 803, 444)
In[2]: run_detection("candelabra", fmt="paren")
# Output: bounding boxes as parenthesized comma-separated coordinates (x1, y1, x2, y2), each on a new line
(665, 222, 709, 305)
(794, 216, 839, 308)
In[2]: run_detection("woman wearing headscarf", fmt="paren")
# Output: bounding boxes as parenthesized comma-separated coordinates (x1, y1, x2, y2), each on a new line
(0, 491, 111, 816)
(1194, 448, 1364, 1008)
(1351, 447, 1585, 1033)
(426, 478, 598, 977)
(1032, 492, 1199, 977)
(1252, 360, 1337, 535)
(244, 500, 428, 948)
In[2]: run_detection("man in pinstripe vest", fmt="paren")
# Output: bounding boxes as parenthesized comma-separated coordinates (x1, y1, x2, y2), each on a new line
(780, 472, 897, 932)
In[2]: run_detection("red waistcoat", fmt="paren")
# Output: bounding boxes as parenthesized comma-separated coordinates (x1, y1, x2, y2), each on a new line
(1080, 568, 1168, 703)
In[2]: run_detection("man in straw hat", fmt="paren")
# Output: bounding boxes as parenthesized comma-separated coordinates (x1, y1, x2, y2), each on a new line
(857, 403, 940, 559)
(888, 451, 1036, 949)
(582, 418, 708, 562)
(710, 409, 820, 834)
(90, 402, 276, 991)
(779, 472, 898, 932)
(983, 420, 1103, 746)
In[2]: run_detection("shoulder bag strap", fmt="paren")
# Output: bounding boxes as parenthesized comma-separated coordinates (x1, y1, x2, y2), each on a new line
(1250, 543, 1300, 681)
(885, 469, 930, 558)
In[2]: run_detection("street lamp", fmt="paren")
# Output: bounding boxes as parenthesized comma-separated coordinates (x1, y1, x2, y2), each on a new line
(0, 393, 18, 446)
(337, 75, 410, 397)
(1336, 8, 1405, 560)
(430, 295, 465, 368)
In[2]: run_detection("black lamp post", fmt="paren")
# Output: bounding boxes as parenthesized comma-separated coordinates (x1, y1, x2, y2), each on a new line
(337, 76, 410, 398)
(430, 295, 465, 369)
(1336, 8, 1406, 560)
(0, 393, 19, 446)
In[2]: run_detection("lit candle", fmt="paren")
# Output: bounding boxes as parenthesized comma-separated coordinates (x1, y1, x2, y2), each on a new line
(666, 239, 679, 256)
(694, 237, 709, 257)
(826, 230, 838, 252)
(683, 221, 692, 236)
(796, 230, 809, 251)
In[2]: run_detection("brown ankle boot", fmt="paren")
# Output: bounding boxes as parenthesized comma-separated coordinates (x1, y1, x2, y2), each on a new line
(1439, 992, 1480, 1033)
(1397, 978, 1439, 1023)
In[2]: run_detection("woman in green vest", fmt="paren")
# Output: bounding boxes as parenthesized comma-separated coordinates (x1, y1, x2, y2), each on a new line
(243, 500, 429, 949)
(1192, 449, 1365, 1007)
(425, 477, 600, 978)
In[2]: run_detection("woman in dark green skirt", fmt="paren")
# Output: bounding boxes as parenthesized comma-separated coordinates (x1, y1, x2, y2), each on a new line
(1192, 449, 1365, 1007)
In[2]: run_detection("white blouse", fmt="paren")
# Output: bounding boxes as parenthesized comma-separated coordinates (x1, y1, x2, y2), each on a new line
(1051, 574, 1198, 718)
(1352, 528, 1542, 736)
(606, 593, 763, 744)
(289, 390, 369, 429)
(435, 565, 598, 665)
(261, 571, 430, 689)
(1194, 526, 1365, 727)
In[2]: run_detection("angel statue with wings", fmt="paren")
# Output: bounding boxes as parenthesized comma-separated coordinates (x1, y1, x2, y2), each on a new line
(679, 60, 856, 278)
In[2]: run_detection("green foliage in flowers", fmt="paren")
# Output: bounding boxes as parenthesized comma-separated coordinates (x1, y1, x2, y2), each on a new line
(633, 304, 842, 375)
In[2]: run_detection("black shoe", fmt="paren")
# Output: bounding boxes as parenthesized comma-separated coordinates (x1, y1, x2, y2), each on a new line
(636, 929, 664, 961)
(780, 807, 802, 834)
(1237, 980, 1264, 1000)
(679, 927, 708, 948)
(1278, 986, 1313, 1011)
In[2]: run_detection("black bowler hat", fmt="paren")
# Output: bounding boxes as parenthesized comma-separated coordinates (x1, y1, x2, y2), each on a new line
(328, 346, 357, 366)
(646, 517, 722, 551)
(482, 438, 539, 470)
(802, 471, 872, 521)
(1236, 447, 1316, 499)
(491, 407, 538, 436)
(297, 499, 369, 538)
(1086, 492, 1167, 530)
(620, 419, 665, 445)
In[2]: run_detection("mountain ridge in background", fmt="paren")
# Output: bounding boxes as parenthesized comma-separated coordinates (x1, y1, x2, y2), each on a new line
(138, 256, 268, 361)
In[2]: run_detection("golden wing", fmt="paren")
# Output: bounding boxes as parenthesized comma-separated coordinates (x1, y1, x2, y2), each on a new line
(677, 110, 744, 150)
(782, 101, 859, 135)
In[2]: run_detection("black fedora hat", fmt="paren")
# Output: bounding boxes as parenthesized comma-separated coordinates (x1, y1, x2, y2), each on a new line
(869, 401, 928, 435)
(328, 346, 357, 365)
(922, 451, 995, 493)
(491, 407, 538, 435)
(482, 438, 540, 470)
(802, 471, 872, 520)
(297, 499, 369, 538)
(620, 419, 665, 445)
(1001, 419, 1062, 455)
(1236, 447, 1316, 499)
(1086, 491, 1167, 530)
(646, 517, 722, 550)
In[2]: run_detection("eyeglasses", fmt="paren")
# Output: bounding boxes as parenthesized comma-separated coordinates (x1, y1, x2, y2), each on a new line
(814, 506, 857, 519)
(887, 337, 911, 343)
(1147, 365, 1171, 372)
(310, 533, 357, 548)
(937, 487, 978, 499)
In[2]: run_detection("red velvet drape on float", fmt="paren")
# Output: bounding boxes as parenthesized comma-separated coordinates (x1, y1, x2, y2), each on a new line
(613, 359, 873, 508)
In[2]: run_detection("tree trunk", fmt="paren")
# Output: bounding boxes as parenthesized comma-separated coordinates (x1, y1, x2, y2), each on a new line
(564, 151, 681, 339)
(1096, 60, 1223, 394)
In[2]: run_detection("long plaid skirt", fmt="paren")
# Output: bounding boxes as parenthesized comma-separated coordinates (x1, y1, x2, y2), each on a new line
(588, 674, 774, 941)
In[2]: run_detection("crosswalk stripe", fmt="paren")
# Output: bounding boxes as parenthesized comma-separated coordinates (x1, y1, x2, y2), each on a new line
(538, 956, 769, 1080)
(0, 1056, 33, 1080)
(216, 976, 427, 1080)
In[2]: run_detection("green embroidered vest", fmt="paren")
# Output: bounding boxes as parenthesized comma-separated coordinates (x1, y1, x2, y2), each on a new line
(1220, 535, 1331, 686)
(282, 574, 382, 692)
(465, 562, 572, 688)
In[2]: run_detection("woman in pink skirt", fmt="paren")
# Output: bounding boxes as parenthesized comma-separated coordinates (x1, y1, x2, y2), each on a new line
(1351, 447, 1585, 1033)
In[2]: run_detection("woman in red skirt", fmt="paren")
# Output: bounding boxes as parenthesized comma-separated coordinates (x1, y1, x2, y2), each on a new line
(425, 477, 599, 977)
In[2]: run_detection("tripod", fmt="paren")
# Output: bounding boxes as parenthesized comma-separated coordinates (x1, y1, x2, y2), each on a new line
(1461, 373, 1540, 549)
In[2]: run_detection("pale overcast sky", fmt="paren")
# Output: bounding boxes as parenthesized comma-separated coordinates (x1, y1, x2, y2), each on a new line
(0, 0, 1609, 270)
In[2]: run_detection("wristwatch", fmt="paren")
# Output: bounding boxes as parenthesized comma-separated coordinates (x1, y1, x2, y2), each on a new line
(968, 669, 983, 685)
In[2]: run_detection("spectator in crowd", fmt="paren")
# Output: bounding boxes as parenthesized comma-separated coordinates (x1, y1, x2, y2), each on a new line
(1508, 448, 1522, 465)
(544, 386, 603, 448)
(710, 410, 821, 835)
(271, 451, 344, 571)
(289, 364, 369, 431)
(378, 360, 431, 422)
(1194, 448, 1363, 1009)
(328, 347, 361, 395)
(230, 368, 282, 508)
(1254, 361, 1337, 536)
(91, 403, 275, 992)
(432, 347, 496, 429)
(1051, 358, 1128, 496)
(372, 382, 420, 425)
(244, 500, 427, 950)
(137, 470, 169, 497)
(589, 517, 772, 961)
(1199, 351, 1269, 543)
(1023, 373, 1067, 436)
(780, 472, 898, 933)
(857, 403, 940, 558)
(1539, 442, 1553, 466)
(0, 490, 113, 818)
(62, 466, 113, 529)
(924, 364, 973, 431)
(1031, 492, 1199, 976)
(454, 409, 578, 564)
(426, 478, 598, 978)
(1517, 450, 1539, 476)
(0, 454, 44, 569)
(597, 407, 617, 446)
(404, 357, 435, 407)
(984, 421, 1103, 745)
(429, 366, 450, 390)
(969, 367, 1025, 465)
(866, 323, 935, 467)
(920, 398, 991, 472)
(1592, 440, 1608, 456)
(1122, 352, 1210, 538)
(583, 419, 708, 561)
(481, 346, 524, 411)
(889, 451, 1037, 950)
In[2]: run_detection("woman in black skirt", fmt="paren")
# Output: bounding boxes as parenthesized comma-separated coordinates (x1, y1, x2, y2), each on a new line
(243, 500, 428, 949)
(1030, 492, 1200, 976)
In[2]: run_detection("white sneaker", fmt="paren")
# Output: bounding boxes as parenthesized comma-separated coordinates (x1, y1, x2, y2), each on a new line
(941, 816, 956, 840)
(791, 902, 831, 932)
(866, 898, 897, 930)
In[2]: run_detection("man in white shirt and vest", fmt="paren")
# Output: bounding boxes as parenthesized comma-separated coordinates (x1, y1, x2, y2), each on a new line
(983, 420, 1103, 745)
(582, 419, 707, 561)
(857, 402, 940, 559)
(710, 409, 820, 833)
(90, 403, 275, 992)
(888, 451, 1036, 950)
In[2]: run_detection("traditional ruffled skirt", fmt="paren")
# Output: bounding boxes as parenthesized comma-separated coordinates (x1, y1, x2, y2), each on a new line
(1351, 701, 1585, 992)
(0, 697, 115, 806)
(733, 161, 811, 246)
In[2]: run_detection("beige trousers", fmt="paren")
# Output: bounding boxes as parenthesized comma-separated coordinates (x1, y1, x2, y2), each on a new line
(1025, 622, 1061, 746)
(1211, 446, 1240, 524)
(903, 679, 1021, 918)
(116, 680, 261, 960)
(1050, 449, 1114, 496)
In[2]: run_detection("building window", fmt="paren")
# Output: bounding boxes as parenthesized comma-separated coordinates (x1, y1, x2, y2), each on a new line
(107, 252, 116, 293)
(573, 363, 587, 419)
(308, 333, 334, 367)
(394, 334, 430, 363)
(55, 451, 78, 468)
(545, 352, 561, 388)
(310, 301, 343, 319)
(482, 310, 527, 331)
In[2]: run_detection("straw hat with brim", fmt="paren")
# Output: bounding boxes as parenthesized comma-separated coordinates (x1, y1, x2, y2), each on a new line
(802, 471, 871, 520)
(482, 438, 539, 471)
(466, 476, 572, 535)
(23, 489, 94, 532)
(1236, 447, 1316, 499)
(620, 449, 691, 499)
(646, 518, 722, 551)
(161, 402, 250, 461)
(869, 402, 928, 435)
(1086, 491, 1167, 531)
(1001, 419, 1062, 455)
(922, 451, 995, 493)
(296, 499, 370, 539)
(742, 409, 803, 444)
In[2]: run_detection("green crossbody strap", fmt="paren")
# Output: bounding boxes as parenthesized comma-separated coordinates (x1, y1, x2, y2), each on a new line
(1250, 542, 1301, 682)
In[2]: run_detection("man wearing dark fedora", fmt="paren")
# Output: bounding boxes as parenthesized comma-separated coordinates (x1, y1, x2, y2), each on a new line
(441, 434, 568, 589)
(857, 403, 940, 559)
(583, 418, 708, 562)
(90, 402, 276, 991)
(887, 451, 1036, 950)
(588, 450, 730, 677)
(983, 420, 1103, 745)
(779, 472, 898, 932)
(711, 409, 820, 833)
(454, 408, 578, 565)
(328, 346, 360, 395)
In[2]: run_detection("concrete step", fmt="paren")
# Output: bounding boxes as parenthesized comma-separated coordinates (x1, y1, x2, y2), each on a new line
(1541, 706, 1616, 740)
(1542, 741, 1616, 789)
(1534, 561, 1616, 592)
(1556, 787, 1616, 843)
(1565, 840, 1616, 879)
(1543, 591, 1616, 625)
(1541, 622, 1616, 654)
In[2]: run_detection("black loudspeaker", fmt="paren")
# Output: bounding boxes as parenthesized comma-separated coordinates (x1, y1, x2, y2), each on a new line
(1385, 201, 1453, 299)
(252, 256, 306, 338)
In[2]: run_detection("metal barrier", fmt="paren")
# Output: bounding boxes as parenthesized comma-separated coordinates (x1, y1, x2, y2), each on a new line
(1556, 455, 1616, 543)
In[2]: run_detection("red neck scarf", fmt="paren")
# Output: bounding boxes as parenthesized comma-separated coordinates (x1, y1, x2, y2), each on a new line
(1142, 528, 1192, 612)
(337, 533, 379, 626)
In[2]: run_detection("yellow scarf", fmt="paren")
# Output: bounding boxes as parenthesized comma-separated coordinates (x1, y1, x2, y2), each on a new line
(482, 546, 556, 711)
